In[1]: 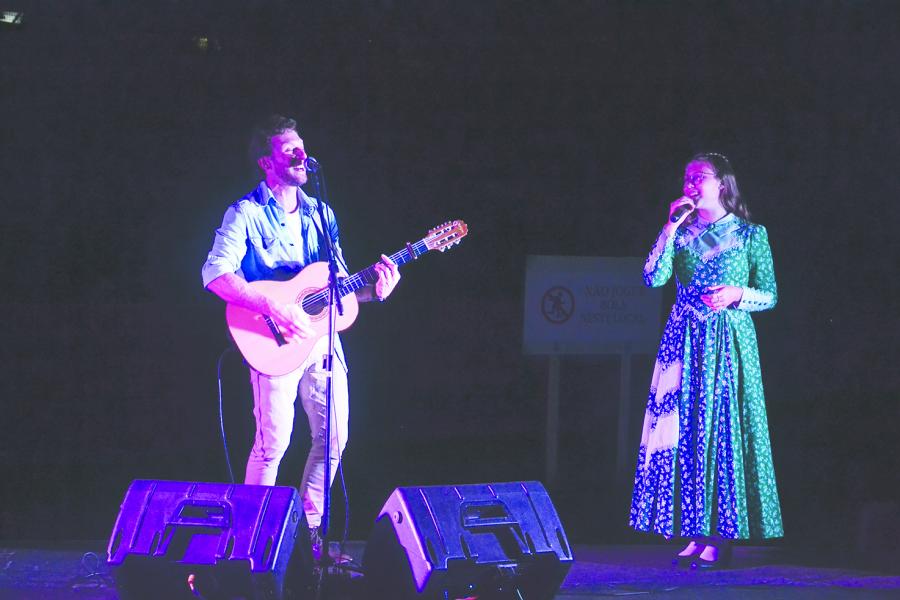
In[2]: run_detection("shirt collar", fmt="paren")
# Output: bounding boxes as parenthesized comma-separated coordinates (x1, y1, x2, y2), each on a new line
(254, 181, 317, 216)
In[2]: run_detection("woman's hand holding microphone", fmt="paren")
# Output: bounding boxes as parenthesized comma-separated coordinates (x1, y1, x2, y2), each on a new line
(663, 196, 696, 236)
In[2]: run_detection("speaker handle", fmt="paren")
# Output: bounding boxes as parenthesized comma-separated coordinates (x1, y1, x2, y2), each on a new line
(169, 500, 233, 529)
(461, 500, 518, 529)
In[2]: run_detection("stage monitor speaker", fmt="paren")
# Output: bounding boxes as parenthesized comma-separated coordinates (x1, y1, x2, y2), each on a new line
(107, 480, 314, 600)
(363, 481, 573, 599)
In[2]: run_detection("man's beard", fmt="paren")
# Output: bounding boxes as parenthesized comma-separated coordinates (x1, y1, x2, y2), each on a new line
(284, 166, 307, 186)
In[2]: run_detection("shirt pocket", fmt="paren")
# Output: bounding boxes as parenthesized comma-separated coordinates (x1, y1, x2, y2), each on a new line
(247, 234, 291, 267)
(248, 234, 280, 251)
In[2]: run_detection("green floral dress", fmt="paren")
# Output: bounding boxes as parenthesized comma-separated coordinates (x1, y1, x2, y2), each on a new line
(629, 213, 783, 540)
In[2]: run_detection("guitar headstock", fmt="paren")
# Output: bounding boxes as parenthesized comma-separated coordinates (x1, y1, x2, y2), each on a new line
(424, 220, 468, 253)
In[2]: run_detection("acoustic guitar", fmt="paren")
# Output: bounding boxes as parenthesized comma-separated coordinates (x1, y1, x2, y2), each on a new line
(226, 220, 468, 376)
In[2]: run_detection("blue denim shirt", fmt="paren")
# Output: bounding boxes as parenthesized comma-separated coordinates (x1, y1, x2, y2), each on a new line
(202, 181, 349, 369)
(202, 181, 348, 287)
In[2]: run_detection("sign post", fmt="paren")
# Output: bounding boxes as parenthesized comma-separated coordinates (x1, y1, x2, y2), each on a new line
(522, 256, 662, 488)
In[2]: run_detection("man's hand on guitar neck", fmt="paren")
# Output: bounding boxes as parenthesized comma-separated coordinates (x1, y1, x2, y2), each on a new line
(358, 254, 401, 303)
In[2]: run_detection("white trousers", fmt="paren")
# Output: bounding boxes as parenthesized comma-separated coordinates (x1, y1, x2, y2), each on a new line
(244, 350, 349, 528)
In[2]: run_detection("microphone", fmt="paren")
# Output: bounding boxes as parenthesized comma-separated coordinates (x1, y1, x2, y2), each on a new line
(304, 156, 321, 174)
(669, 196, 697, 223)
(669, 205, 693, 223)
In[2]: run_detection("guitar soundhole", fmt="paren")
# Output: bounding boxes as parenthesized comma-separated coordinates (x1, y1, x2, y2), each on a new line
(300, 290, 328, 317)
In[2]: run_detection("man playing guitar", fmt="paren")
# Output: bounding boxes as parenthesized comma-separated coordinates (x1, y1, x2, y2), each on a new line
(201, 115, 400, 561)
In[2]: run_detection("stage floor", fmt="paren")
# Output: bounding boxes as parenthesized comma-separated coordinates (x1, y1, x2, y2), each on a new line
(1, 541, 898, 599)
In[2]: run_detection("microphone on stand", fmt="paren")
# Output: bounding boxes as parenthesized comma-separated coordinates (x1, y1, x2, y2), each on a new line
(304, 156, 321, 174)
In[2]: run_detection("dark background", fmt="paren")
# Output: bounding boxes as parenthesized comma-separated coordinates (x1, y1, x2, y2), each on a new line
(1, 0, 898, 557)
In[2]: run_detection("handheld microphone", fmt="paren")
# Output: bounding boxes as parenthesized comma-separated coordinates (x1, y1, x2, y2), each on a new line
(669, 204, 694, 223)
(304, 156, 321, 173)
(669, 195, 697, 223)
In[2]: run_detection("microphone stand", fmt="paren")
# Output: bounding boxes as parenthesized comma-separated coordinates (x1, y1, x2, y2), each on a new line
(306, 162, 341, 544)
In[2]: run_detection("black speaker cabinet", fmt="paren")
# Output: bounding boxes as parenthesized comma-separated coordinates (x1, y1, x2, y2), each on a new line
(107, 480, 314, 600)
(363, 481, 573, 599)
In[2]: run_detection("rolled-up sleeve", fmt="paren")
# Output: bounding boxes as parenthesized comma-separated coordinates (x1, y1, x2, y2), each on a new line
(201, 204, 248, 288)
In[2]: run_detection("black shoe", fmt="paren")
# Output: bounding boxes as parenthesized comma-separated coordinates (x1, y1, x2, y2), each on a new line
(672, 542, 705, 567)
(673, 553, 696, 567)
(690, 544, 733, 569)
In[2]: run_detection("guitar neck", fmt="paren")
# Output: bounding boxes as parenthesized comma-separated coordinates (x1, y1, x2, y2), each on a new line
(337, 239, 430, 297)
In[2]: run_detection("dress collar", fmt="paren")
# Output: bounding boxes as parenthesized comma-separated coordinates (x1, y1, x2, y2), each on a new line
(692, 212, 736, 230)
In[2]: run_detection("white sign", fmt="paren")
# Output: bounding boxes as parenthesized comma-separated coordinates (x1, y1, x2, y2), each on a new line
(522, 256, 662, 355)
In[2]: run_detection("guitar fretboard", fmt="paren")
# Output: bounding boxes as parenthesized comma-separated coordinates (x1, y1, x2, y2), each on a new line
(301, 239, 430, 311)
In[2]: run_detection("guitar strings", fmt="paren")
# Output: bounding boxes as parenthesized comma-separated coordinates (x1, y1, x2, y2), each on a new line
(299, 240, 429, 311)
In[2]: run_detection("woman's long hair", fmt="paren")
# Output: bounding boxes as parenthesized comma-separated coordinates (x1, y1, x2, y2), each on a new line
(691, 152, 751, 221)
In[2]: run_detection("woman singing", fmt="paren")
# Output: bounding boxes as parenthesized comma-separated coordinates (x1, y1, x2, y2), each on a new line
(629, 153, 783, 568)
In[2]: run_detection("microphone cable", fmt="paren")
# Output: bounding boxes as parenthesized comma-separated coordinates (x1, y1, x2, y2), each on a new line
(333, 404, 356, 570)
(216, 346, 236, 484)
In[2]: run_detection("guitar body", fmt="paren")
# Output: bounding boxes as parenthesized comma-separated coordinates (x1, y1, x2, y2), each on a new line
(226, 262, 359, 377)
